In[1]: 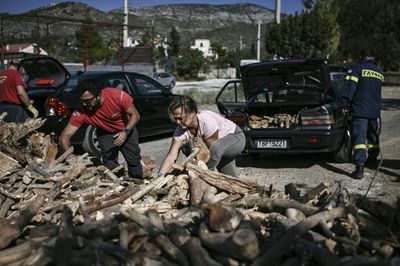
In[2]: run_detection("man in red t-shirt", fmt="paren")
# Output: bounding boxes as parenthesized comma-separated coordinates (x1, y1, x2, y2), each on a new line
(0, 59, 39, 122)
(60, 79, 143, 182)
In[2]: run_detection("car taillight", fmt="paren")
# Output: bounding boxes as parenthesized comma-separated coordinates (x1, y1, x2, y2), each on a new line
(47, 97, 71, 116)
(300, 106, 335, 126)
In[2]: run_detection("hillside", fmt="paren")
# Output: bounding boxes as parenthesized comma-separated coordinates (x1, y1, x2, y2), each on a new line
(1, 2, 277, 61)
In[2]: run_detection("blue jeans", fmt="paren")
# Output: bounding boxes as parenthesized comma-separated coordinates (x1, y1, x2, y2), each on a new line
(351, 117, 380, 166)
(207, 126, 246, 177)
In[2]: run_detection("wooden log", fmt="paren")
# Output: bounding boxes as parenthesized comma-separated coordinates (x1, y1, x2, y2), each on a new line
(46, 146, 74, 168)
(0, 184, 26, 218)
(86, 185, 141, 214)
(182, 237, 222, 266)
(154, 235, 189, 266)
(299, 182, 330, 204)
(253, 207, 347, 266)
(187, 163, 259, 195)
(49, 163, 87, 184)
(0, 240, 41, 266)
(198, 223, 259, 261)
(284, 183, 300, 200)
(147, 209, 166, 234)
(237, 195, 320, 216)
(203, 203, 243, 233)
(189, 171, 208, 207)
(0, 195, 44, 249)
(0, 151, 20, 178)
(293, 239, 340, 266)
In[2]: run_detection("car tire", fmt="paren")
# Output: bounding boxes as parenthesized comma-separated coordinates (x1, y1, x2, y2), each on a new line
(333, 127, 351, 163)
(169, 81, 175, 89)
(82, 125, 101, 156)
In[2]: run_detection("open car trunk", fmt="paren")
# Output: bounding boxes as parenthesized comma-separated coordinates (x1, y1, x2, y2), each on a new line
(240, 59, 331, 130)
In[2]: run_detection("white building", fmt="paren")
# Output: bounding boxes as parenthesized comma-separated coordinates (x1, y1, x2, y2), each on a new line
(190, 39, 215, 58)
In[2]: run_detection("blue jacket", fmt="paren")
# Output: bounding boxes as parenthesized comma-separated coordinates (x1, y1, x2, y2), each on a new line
(341, 59, 383, 119)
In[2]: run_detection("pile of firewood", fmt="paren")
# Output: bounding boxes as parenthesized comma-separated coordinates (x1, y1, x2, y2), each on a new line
(249, 114, 298, 129)
(0, 117, 399, 265)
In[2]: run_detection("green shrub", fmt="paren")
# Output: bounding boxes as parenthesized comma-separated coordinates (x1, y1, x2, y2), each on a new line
(180, 88, 219, 105)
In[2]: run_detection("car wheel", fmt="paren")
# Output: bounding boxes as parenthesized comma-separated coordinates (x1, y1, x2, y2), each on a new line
(333, 127, 351, 163)
(82, 125, 101, 156)
(170, 81, 175, 89)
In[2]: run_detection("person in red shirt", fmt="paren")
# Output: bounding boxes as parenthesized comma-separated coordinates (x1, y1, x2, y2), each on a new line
(60, 79, 143, 182)
(0, 59, 39, 122)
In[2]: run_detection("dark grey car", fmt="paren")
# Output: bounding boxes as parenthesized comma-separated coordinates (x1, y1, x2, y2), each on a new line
(216, 58, 351, 162)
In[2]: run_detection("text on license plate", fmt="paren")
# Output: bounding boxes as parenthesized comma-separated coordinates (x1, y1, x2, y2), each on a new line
(256, 139, 288, 149)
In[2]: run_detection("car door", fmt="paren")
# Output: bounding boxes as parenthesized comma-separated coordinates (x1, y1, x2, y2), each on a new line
(127, 73, 176, 137)
(215, 79, 246, 126)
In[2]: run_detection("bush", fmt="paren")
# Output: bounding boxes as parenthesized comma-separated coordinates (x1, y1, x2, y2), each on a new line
(180, 88, 219, 105)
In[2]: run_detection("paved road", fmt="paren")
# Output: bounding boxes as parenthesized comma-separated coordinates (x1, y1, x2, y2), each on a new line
(139, 86, 400, 206)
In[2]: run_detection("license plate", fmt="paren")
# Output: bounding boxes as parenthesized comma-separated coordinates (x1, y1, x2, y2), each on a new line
(256, 139, 288, 149)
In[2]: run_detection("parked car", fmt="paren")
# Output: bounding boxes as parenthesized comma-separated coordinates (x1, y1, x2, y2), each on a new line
(216, 58, 351, 162)
(20, 56, 70, 117)
(152, 72, 176, 89)
(20, 57, 181, 156)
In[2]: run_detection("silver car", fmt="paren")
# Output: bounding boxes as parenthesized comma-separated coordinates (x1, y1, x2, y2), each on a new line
(153, 72, 176, 89)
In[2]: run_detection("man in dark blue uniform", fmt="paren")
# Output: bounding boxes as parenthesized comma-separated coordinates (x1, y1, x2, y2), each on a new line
(341, 50, 384, 179)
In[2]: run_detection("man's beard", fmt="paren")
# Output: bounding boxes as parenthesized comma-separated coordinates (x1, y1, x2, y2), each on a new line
(83, 99, 100, 115)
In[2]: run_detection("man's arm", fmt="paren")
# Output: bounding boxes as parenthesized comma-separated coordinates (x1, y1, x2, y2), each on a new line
(16, 85, 31, 107)
(60, 123, 80, 151)
(16, 85, 38, 118)
(114, 104, 140, 146)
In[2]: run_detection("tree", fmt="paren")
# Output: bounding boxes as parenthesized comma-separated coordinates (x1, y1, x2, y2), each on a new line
(264, 0, 340, 60)
(75, 26, 109, 64)
(336, 0, 400, 70)
(177, 48, 208, 79)
(168, 27, 181, 57)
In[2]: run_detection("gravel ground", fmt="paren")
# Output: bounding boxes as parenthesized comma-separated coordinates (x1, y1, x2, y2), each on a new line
(140, 85, 400, 206)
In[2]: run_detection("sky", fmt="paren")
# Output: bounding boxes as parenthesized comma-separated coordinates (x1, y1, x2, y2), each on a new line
(0, 0, 305, 15)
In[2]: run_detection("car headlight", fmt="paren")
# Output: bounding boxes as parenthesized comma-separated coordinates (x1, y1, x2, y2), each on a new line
(300, 106, 335, 126)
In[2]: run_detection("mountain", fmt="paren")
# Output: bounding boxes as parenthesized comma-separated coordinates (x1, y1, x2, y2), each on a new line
(1, 2, 277, 60)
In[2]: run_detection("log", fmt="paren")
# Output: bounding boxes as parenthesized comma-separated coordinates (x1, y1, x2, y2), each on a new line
(203, 203, 243, 233)
(0, 151, 20, 178)
(198, 223, 260, 261)
(299, 182, 330, 204)
(0, 195, 45, 249)
(237, 195, 320, 216)
(182, 237, 222, 266)
(189, 171, 208, 207)
(86, 185, 141, 214)
(47, 146, 74, 168)
(293, 239, 340, 266)
(253, 207, 347, 266)
(284, 183, 300, 200)
(187, 163, 259, 195)
(0, 240, 41, 266)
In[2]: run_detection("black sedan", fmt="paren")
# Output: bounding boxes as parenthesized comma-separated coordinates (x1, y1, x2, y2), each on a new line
(21, 57, 180, 155)
(216, 58, 351, 162)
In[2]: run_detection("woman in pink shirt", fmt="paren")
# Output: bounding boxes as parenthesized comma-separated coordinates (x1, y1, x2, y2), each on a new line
(158, 96, 245, 177)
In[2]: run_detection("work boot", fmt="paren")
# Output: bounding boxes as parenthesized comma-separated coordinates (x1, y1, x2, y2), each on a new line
(351, 165, 364, 179)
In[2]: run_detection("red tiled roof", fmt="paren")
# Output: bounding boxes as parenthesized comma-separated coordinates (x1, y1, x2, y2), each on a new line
(1, 43, 33, 54)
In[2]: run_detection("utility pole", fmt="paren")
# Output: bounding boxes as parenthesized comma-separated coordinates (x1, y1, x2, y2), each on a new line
(275, 0, 281, 24)
(257, 20, 261, 61)
(123, 0, 128, 47)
